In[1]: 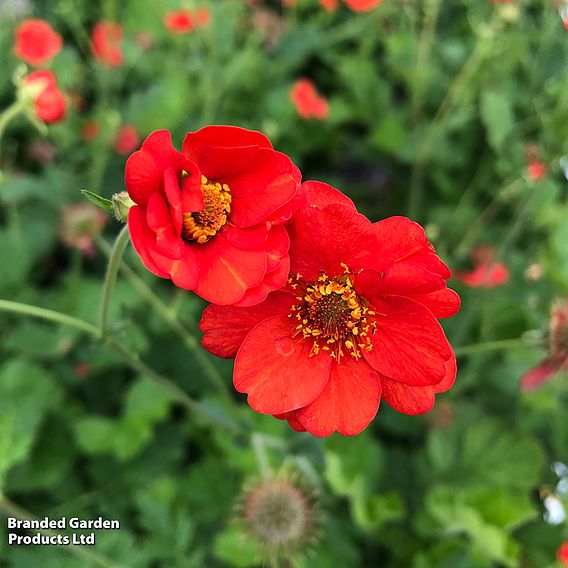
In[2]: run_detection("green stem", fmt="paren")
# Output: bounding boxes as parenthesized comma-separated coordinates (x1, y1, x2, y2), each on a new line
(99, 226, 130, 337)
(0, 497, 124, 568)
(0, 298, 100, 336)
(0, 101, 23, 143)
(251, 433, 271, 479)
(455, 338, 525, 356)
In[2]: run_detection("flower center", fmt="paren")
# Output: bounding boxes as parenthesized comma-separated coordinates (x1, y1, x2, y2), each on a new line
(288, 269, 375, 360)
(181, 175, 231, 244)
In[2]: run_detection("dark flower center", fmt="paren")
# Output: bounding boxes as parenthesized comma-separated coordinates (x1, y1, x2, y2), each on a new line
(288, 269, 375, 360)
(181, 175, 231, 244)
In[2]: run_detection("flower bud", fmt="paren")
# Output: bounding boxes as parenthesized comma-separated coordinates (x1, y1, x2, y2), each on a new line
(112, 191, 135, 222)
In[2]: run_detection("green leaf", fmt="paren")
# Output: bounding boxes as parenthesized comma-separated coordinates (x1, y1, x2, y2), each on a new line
(80, 189, 114, 214)
(214, 526, 258, 568)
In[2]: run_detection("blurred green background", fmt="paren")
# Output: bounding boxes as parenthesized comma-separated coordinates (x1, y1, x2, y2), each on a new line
(0, 0, 568, 566)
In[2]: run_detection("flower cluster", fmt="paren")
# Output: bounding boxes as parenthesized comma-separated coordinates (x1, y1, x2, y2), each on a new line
(125, 126, 460, 436)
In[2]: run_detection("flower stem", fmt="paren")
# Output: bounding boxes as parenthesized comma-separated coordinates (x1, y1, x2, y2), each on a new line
(455, 338, 525, 356)
(0, 101, 23, 144)
(0, 496, 124, 568)
(251, 433, 271, 479)
(99, 225, 130, 337)
(0, 299, 100, 336)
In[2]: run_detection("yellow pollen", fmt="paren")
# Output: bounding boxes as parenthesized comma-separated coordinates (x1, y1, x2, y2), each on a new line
(181, 175, 231, 244)
(287, 271, 375, 361)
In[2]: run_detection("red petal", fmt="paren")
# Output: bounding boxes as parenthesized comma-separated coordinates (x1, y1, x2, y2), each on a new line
(381, 353, 456, 415)
(169, 245, 198, 290)
(356, 265, 446, 297)
(192, 232, 268, 305)
(225, 150, 299, 228)
(183, 125, 272, 159)
(288, 203, 377, 279)
(520, 359, 558, 391)
(125, 130, 188, 207)
(163, 167, 183, 235)
(146, 192, 183, 258)
(234, 316, 331, 414)
(222, 224, 269, 248)
(298, 180, 356, 210)
(408, 250, 451, 279)
(127, 206, 170, 278)
(362, 296, 452, 387)
(296, 357, 381, 437)
(373, 216, 430, 267)
(235, 254, 290, 308)
(200, 291, 295, 358)
(274, 411, 307, 432)
(179, 163, 204, 212)
(407, 288, 461, 318)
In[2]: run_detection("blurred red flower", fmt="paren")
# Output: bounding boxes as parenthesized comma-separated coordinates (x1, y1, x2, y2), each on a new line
(201, 182, 459, 436)
(456, 245, 509, 288)
(23, 70, 66, 123)
(13, 19, 62, 66)
(290, 79, 329, 120)
(194, 8, 211, 28)
(164, 10, 193, 34)
(113, 124, 140, 155)
(126, 127, 301, 305)
(91, 22, 123, 67)
(527, 160, 547, 181)
(59, 203, 107, 256)
(320, 0, 339, 11)
(82, 120, 100, 142)
(344, 0, 383, 12)
(521, 299, 568, 391)
(558, 542, 568, 565)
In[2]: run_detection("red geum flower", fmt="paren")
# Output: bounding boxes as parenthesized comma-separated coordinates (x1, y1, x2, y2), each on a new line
(113, 124, 140, 155)
(344, 0, 383, 12)
(456, 245, 509, 288)
(14, 19, 62, 66)
(200, 182, 459, 436)
(126, 127, 301, 305)
(527, 160, 547, 180)
(82, 120, 100, 142)
(164, 10, 193, 34)
(290, 79, 329, 120)
(23, 70, 66, 123)
(558, 542, 568, 566)
(320, 0, 339, 11)
(521, 299, 568, 391)
(194, 8, 211, 28)
(91, 22, 123, 67)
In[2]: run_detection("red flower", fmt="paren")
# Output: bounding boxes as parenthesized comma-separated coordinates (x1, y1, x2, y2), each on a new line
(521, 299, 568, 391)
(527, 160, 547, 181)
(23, 70, 66, 123)
(82, 120, 100, 142)
(320, 0, 339, 11)
(126, 127, 300, 305)
(201, 182, 459, 436)
(456, 245, 509, 288)
(558, 542, 568, 566)
(194, 8, 211, 28)
(290, 79, 329, 120)
(344, 0, 383, 12)
(113, 124, 140, 155)
(91, 22, 123, 67)
(13, 19, 62, 66)
(164, 10, 193, 34)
